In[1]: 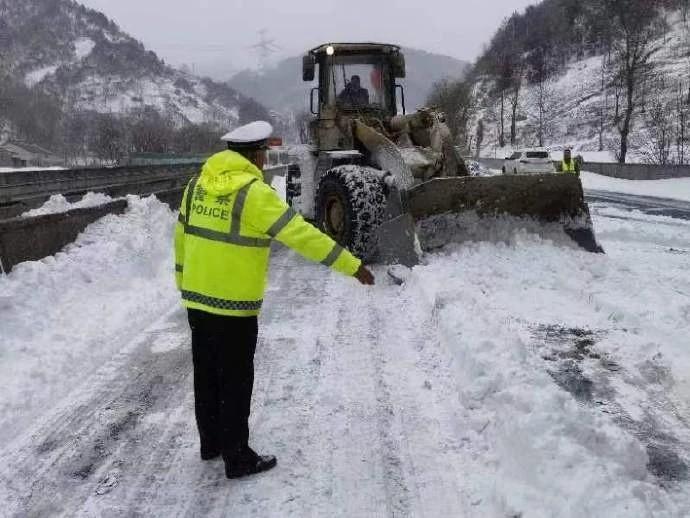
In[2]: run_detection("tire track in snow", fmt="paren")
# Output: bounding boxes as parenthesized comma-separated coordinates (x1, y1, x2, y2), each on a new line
(2, 248, 472, 516)
(0, 306, 192, 517)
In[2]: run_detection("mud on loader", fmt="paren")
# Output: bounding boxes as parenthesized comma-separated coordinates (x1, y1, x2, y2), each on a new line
(286, 43, 602, 266)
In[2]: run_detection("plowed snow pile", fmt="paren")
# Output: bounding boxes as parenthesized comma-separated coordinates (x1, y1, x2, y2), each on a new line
(397, 200, 690, 515)
(0, 195, 179, 444)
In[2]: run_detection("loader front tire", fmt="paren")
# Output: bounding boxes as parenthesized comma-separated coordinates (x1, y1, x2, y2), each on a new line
(316, 166, 386, 262)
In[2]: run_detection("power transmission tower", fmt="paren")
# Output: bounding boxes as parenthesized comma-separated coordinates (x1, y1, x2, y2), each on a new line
(248, 29, 280, 70)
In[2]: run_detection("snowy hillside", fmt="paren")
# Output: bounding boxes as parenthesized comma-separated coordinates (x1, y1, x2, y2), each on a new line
(473, 9, 690, 164)
(0, 0, 264, 127)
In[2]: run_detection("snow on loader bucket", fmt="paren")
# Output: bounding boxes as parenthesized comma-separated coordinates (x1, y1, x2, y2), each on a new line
(352, 119, 604, 266)
(406, 175, 604, 255)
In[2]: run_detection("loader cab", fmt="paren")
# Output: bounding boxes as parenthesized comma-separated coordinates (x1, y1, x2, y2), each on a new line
(303, 43, 406, 147)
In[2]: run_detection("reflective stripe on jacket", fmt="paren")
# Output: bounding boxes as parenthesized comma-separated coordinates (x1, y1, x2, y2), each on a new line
(561, 159, 577, 173)
(174, 150, 361, 317)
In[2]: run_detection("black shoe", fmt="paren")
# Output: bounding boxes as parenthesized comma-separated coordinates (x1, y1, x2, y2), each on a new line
(224, 447, 277, 479)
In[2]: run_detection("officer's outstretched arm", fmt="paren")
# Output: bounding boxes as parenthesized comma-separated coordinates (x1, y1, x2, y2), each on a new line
(245, 182, 362, 276)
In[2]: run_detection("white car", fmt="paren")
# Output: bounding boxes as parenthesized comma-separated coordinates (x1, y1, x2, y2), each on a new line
(502, 149, 555, 175)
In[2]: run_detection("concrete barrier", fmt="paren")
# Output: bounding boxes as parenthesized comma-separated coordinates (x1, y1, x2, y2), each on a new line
(0, 200, 129, 273)
(577, 162, 690, 180)
(0, 189, 185, 273)
(0, 163, 201, 204)
(471, 157, 690, 180)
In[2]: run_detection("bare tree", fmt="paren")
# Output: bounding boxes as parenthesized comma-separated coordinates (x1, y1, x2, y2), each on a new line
(606, 0, 664, 163)
(675, 80, 689, 164)
(475, 119, 485, 159)
(498, 90, 506, 147)
(509, 68, 523, 147)
(427, 78, 476, 149)
(681, 0, 690, 24)
(637, 97, 672, 164)
(598, 54, 612, 152)
(89, 113, 127, 165)
(526, 48, 557, 148)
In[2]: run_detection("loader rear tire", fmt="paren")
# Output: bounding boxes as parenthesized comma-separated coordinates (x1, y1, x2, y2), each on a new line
(316, 166, 386, 262)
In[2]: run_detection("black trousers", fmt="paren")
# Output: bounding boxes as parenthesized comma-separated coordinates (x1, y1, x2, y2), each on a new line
(187, 309, 258, 455)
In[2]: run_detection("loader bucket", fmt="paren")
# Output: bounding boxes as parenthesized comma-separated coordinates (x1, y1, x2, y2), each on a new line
(406, 175, 603, 253)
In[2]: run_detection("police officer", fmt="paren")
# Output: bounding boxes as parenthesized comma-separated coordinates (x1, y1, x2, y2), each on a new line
(560, 148, 580, 175)
(174, 121, 375, 479)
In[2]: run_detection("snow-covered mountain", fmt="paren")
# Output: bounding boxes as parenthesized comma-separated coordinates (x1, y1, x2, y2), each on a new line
(0, 0, 267, 128)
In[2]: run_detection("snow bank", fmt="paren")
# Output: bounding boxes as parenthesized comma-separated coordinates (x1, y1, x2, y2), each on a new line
(582, 172, 690, 202)
(21, 192, 115, 217)
(398, 204, 690, 516)
(0, 166, 66, 173)
(0, 195, 179, 445)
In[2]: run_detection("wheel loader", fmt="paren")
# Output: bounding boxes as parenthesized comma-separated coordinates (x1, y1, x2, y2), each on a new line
(287, 42, 602, 266)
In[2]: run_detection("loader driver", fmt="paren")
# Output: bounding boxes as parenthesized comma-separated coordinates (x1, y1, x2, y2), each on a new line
(174, 120, 375, 479)
(338, 74, 370, 108)
(560, 148, 580, 176)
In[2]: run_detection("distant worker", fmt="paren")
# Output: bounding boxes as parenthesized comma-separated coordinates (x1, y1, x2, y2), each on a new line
(174, 121, 375, 479)
(560, 148, 580, 175)
(338, 74, 369, 107)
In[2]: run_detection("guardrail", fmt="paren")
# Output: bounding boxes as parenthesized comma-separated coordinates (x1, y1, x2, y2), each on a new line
(577, 162, 690, 180)
(0, 200, 129, 273)
(0, 162, 290, 219)
(0, 163, 291, 272)
(0, 163, 202, 204)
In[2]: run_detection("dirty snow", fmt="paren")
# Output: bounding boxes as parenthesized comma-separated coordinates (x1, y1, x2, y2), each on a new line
(21, 192, 115, 217)
(0, 192, 689, 516)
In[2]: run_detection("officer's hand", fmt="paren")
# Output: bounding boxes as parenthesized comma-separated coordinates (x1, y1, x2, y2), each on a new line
(354, 264, 375, 285)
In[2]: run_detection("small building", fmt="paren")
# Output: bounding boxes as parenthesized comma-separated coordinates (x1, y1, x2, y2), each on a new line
(0, 140, 64, 168)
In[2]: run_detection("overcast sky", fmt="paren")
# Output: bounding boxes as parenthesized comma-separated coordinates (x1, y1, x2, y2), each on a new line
(77, 0, 538, 79)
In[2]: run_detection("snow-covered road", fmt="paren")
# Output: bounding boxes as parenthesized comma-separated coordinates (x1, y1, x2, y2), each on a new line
(1, 190, 689, 517)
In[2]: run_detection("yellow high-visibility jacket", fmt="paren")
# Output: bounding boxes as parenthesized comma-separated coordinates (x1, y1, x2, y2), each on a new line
(561, 159, 578, 173)
(174, 150, 361, 317)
